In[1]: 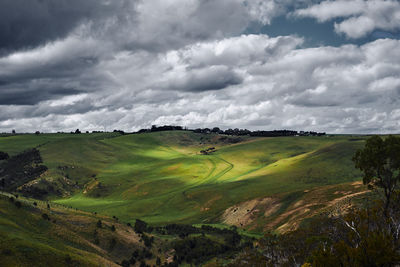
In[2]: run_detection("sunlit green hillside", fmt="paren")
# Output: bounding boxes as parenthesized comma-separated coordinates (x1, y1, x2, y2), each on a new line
(0, 131, 367, 231)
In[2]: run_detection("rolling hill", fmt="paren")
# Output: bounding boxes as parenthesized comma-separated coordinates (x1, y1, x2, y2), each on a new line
(0, 131, 368, 233)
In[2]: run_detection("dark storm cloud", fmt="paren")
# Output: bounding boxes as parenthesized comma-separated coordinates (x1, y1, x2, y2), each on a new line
(0, 81, 84, 105)
(0, 0, 399, 134)
(169, 66, 243, 92)
(0, 0, 128, 55)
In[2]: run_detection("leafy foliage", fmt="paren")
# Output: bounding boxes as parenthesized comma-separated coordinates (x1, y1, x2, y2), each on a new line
(0, 151, 9, 160)
(353, 135, 400, 215)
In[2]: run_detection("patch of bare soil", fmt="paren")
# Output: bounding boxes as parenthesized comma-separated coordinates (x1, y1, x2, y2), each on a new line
(221, 197, 281, 227)
(267, 189, 369, 233)
(83, 179, 99, 194)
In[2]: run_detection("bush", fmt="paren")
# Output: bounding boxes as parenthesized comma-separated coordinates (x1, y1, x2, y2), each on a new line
(109, 238, 117, 250)
(121, 260, 130, 267)
(14, 201, 22, 208)
(96, 220, 102, 228)
(134, 219, 148, 233)
(142, 233, 154, 248)
(0, 151, 9, 160)
(65, 255, 72, 265)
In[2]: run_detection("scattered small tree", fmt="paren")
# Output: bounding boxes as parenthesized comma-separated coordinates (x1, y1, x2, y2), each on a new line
(42, 213, 50, 220)
(14, 201, 22, 208)
(65, 255, 72, 265)
(96, 220, 102, 228)
(0, 151, 9, 160)
(353, 135, 400, 216)
(111, 225, 116, 232)
(121, 260, 130, 267)
(134, 219, 148, 233)
(109, 237, 117, 250)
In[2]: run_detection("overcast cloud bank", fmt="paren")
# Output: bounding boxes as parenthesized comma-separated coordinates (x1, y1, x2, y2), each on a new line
(0, 0, 399, 133)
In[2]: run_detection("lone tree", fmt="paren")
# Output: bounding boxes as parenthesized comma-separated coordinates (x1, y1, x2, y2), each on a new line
(353, 135, 400, 216)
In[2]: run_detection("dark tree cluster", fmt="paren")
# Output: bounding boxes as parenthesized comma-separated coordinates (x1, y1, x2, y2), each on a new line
(141, 233, 154, 248)
(126, 221, 250, 266)
(122, 248, 153, 267)
(134, 219, 152, 234)
(0, 151, 9, 160)
(135, 124, 326, 137)
(138, 125, 184, 133)
(173, 236, 230, 265)
(113, 129, 125, 135)
(0, 148, 48, 192)
(200, 147, 216, 155)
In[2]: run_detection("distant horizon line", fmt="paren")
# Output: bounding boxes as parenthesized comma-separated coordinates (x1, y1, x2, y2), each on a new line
(1, 126, 398, 136)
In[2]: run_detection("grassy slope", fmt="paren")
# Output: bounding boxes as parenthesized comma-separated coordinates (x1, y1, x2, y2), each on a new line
(0, 193, 146, 267)
(0, 132, 367, 229)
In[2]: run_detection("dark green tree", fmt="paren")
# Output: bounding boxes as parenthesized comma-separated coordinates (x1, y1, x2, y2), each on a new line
(0, 151, 9, 160)
(353, 135, 400, 216)
(14, 201, 22, 208)
(134, 219, 148, 233)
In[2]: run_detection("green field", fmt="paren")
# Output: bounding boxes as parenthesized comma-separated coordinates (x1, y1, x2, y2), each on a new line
(0, 131, 367, 230)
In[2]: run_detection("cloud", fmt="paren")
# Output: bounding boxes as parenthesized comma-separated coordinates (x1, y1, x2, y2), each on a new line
(294, 0, 400, 39)
(162, 65, 243, 92)
(0, 0, 130, 55)
(1, 34, 399, 134)
(243, 0, 316, 25)
(0, 0, 399, 134)
(133, 0, 251, 51)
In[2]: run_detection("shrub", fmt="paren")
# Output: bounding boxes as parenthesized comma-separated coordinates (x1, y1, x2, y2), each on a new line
(109, 238, 117, 250)
(14, 201, 22, 208)
(0, 151, 9, 160)
(134, 219, 148, 233)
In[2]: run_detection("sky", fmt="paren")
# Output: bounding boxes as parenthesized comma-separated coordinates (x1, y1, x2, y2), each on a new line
(1, 0, 400, 134)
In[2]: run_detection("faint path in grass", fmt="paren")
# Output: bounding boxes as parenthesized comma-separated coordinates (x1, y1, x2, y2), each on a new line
(205, 156, 234, 183)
